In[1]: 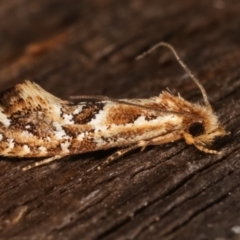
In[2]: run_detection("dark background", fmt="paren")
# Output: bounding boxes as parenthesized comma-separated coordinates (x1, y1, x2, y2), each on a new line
(1, 0, 240, 239)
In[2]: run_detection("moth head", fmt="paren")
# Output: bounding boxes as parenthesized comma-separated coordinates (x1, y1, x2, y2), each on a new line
(136, 42, 229, 154)
(184, 116, 229, 154)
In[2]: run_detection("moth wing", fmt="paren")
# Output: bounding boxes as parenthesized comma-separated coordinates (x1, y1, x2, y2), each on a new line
(0, 80, 67, 114)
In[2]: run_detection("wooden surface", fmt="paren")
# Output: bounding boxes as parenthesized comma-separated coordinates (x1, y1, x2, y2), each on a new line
(1, 0, 240, 239)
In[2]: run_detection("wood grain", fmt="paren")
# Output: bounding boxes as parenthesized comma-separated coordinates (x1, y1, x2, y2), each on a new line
(0, 0, 240, 239)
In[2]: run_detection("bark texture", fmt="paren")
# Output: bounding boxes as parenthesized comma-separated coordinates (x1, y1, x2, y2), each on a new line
(0, 0, 240, 239)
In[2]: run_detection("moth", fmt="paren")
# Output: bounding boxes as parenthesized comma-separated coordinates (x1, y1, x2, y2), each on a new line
(0, 42, 228, 170)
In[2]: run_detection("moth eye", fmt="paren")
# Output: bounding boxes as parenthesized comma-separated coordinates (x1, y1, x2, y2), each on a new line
(188, 122, 204, 137)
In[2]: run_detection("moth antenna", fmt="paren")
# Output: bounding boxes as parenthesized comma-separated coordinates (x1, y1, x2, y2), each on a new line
(136, 42, 211, 109)
(70, 95, 203, 120)
(70, 95, 114, 101)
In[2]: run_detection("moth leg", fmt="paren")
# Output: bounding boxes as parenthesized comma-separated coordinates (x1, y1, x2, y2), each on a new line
(147, 132, 182, 146)
(183, 132, 195, 145)
(94, 133, 183, 171)
(22, 155, 62, 171)
(194, 144, 220, 154)
(140, 146, 147, 151)
(183, 132, 220, 154)
(96, 144, 140, 170)
(104, 133, 181, 166)
(94, 140, 152, 170)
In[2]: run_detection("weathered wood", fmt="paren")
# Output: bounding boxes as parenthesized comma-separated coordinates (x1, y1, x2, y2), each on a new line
(1, 1, 240, 239)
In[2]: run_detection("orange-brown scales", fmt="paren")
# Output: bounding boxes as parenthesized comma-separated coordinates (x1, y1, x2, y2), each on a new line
(0, 43, 229, 170)
(0, 80, 227, 161)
